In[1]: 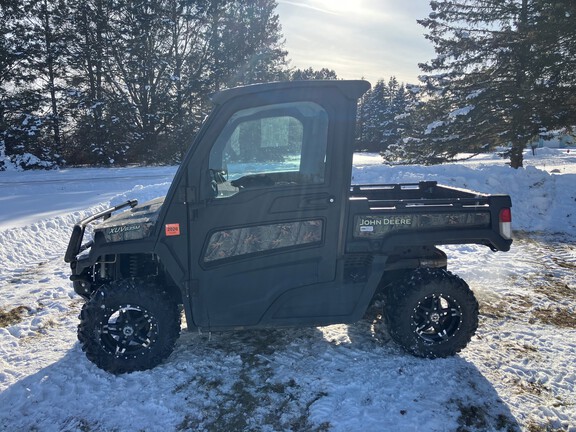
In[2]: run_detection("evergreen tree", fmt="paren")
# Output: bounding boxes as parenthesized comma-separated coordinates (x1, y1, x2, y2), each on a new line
(380, 83, 424, 163)
(406, 0, 576, 168)
(360, 80, 390, 152)
(1, 3, 49, 169)
(74, 0, 288, 164)
(0, 3, 18, 169)
(289, 67, 338, 80)
(24, 0, 70, 163)
(66, 0, 122, 165)
(356, 77, 409, 153)
(529, 0, 576, 131)
(1, 0, 70, 169)
(210, 0, 288, 87)
(383, 88, 476, 165)
(1, 0, 288, 167)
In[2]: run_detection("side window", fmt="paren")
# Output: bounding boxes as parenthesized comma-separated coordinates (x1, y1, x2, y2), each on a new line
(209, 102, 328, 198)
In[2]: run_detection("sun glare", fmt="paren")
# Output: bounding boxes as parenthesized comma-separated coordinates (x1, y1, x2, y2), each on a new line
(314, 0, 363, 14)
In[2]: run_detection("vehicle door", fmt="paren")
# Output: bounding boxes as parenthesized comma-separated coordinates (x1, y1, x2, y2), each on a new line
(187, 88, 357, 328)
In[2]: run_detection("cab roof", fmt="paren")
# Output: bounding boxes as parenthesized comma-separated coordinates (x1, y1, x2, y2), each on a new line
(211, 80, 371, 105)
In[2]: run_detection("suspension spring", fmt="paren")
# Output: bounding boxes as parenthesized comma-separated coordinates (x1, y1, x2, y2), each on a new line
(129, 255, 139, 278)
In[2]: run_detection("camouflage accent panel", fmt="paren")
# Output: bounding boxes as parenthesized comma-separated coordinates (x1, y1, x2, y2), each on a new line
(204, 219, 323, 262)
(103, 222, 156, 242)
(98, 197, 164, 242)
(353, 212, 490, 238)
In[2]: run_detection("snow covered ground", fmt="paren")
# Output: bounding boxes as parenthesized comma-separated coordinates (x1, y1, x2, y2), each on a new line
(0, 149, 574, 431)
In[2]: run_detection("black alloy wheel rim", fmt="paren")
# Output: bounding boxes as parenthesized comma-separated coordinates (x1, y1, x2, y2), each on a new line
(411, 293, 462, 344)
(100, 305, 159, 357)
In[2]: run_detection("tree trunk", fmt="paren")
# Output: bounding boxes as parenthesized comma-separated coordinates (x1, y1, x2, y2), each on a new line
(42, 0, 61, 153)
(508, 0, 530, 170)
(509, 140, 524, 168)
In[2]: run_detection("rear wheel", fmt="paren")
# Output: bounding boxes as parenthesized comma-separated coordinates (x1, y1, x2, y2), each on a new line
(78, 279, 181, 373)
(384, 268, 478, 358)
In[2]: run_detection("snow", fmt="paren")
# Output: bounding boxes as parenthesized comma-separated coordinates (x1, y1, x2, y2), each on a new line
(1, 149, 575, 431)
(466, 89, 485, 100)
(425, 120, 445, 135)
(449, 105, 474, 118)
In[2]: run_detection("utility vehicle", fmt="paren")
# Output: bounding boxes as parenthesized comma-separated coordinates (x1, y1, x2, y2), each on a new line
(65, 80, 512, 373)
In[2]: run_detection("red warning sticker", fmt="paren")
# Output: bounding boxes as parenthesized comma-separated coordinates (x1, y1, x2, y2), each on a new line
(165, 223, 181, 237)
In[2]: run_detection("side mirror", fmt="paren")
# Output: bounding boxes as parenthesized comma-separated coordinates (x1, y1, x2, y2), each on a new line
(210, 169, 228, 184)
(199, 169, 216, 200)
(202, 169, 228, 200)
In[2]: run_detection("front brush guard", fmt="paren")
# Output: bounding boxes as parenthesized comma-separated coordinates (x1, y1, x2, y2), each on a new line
(64, 200, 138, 263)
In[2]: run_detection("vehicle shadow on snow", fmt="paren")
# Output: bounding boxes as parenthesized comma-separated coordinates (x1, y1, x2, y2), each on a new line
(0, 322, 521, 432)
(168, 317, 521, 431)
(347, 318, 521, 431)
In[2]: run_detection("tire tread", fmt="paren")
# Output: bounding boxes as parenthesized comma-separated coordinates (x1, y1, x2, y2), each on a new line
(77, 278, 181, 373)
(384, 268, 478, 358)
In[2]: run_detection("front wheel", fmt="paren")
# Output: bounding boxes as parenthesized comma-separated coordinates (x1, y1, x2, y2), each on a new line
(384, 268, 478, 358)
(78, 279, 181, 374)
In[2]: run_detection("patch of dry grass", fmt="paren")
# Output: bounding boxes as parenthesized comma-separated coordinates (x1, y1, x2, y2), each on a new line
(0, 305, 31, 327)
(531, 307, 576, 328)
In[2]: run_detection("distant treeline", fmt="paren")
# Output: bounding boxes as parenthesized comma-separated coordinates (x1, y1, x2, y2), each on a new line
(2, 0, 576, 170)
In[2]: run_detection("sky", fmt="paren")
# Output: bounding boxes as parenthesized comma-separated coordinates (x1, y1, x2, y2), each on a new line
(276, 0, 436, 85)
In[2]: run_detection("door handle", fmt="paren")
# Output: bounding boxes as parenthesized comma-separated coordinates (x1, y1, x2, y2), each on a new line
(300, 194, 335, 208)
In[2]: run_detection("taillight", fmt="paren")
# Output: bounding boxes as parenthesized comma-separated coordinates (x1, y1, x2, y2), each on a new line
(499, 208, 512, 239)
